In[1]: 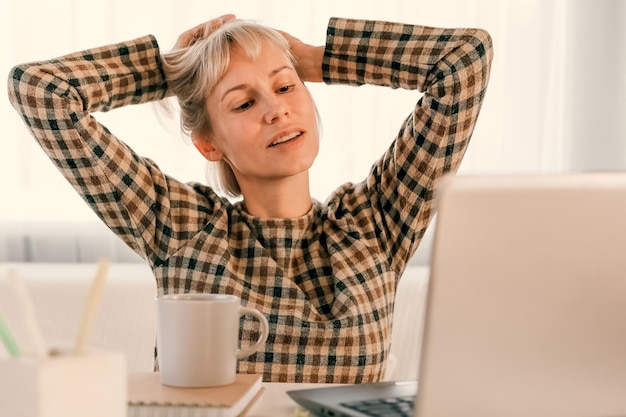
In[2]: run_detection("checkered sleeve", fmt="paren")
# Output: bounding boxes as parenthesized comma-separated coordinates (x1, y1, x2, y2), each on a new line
(323, 18, 493, 271)
(7, 36, 222, 265)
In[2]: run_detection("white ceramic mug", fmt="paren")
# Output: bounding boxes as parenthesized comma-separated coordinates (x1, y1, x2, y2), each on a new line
(155, 293, 269, 387)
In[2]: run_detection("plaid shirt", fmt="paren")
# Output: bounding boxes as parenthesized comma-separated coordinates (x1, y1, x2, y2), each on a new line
(8, 17, 493, 383)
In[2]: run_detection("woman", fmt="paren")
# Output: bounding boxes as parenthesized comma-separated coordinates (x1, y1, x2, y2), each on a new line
(7, 14, 493, 383)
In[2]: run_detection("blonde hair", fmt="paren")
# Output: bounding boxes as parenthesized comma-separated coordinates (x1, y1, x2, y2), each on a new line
(160, 20, 295, 197)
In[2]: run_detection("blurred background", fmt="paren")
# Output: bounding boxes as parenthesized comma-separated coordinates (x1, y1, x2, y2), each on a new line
(1, 0, 625, 222)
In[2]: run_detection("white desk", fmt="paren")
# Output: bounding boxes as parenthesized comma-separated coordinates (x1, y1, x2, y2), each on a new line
(247, 383, 336, 417)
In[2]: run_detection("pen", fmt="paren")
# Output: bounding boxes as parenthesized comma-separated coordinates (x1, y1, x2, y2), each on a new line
(6, 268, 48, 358)
(0, 314, 20, 357)
(74, 259, 110, 355)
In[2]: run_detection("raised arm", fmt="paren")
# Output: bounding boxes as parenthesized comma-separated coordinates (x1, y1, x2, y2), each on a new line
(6, 35, 224, 266)
(323, 17, 493, 271)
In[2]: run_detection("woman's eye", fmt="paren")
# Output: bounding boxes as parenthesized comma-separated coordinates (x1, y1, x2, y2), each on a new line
(277, 85, 294, 93)
(234, 100, 253, 112)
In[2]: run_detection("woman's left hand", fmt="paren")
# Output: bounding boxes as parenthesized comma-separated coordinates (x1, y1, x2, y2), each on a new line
(278, 30, 324, 83)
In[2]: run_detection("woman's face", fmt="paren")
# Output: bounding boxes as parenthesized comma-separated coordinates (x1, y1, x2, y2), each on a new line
(200, 39, 320, 190)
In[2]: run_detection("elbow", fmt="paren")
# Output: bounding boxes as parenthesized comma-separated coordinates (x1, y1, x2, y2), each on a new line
(7, 64, 27, 107)
(7, 62, 45, 111)
(469, 28, 494, 74)
(474, 28, 494, 64)
(8, 62, 74, 116)
(459, 28, 494, 92)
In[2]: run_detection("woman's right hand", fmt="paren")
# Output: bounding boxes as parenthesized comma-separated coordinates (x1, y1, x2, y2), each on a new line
(173, 14, 237, 50)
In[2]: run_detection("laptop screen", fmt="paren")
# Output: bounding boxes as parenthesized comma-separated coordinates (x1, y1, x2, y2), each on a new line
(416, 172, 626, 417)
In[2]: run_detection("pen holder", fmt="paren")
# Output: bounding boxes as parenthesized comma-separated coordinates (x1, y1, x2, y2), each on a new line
(0, 349, 127, 417)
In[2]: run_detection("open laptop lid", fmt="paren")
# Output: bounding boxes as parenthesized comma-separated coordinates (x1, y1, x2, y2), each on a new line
(415, 172, 626, 417)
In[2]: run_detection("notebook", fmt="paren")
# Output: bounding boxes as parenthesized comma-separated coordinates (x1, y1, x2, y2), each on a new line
(288, 172, 626, 417)
(127, 372, 263, 417)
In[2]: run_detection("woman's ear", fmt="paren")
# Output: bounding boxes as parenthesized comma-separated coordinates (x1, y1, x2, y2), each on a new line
(192, 132, 224, 162)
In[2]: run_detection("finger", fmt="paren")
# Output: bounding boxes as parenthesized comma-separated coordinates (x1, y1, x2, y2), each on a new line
(196, 14, 237, 42)
(174, 14, 238, 49)
(218, 14, 236, 23)
(207, 14, 237, 32)
(174, 22, 209, 48)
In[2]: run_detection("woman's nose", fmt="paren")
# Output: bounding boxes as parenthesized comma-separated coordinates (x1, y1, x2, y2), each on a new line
(263, 96, 290, 124)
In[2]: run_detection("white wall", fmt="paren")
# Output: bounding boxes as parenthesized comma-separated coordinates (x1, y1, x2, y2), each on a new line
(1, 0, 625, 222)
(565, 1, 626, 172)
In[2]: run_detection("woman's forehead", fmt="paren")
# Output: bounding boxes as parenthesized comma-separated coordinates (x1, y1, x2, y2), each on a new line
(215, 41, 294, 89)
(229, 37, 291, 65)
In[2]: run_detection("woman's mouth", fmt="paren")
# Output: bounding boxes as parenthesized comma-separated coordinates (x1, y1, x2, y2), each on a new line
(269, 131, 303, 147)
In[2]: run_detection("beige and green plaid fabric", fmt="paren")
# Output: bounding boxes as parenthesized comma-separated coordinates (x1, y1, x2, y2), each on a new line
(8, 17, 493, 383)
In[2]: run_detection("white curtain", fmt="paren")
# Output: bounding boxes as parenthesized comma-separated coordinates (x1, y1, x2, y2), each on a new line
(1, 0, 624, 222)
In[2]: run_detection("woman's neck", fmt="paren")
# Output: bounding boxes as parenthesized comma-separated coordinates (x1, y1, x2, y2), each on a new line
(239, 173, 312, 219)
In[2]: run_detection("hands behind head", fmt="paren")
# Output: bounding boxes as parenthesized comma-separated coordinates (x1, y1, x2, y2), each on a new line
(173, 14, 237, 50)
(173, 14, 323, 83)
(277, 30, 324, 83)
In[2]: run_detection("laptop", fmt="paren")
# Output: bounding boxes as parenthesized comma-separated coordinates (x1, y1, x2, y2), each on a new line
(288, 172, 626, 417)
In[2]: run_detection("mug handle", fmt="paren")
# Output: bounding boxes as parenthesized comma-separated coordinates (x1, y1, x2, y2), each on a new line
(236, 307, 269, 359)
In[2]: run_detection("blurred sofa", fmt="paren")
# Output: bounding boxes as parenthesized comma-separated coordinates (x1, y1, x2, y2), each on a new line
(0, 219, 434, 381)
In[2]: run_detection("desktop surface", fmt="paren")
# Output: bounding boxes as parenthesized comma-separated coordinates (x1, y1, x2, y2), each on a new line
(249, 382, 336, 416)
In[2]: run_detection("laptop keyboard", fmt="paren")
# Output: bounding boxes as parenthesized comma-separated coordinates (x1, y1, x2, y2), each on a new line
(341, 395, 415, 416)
